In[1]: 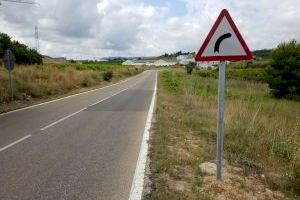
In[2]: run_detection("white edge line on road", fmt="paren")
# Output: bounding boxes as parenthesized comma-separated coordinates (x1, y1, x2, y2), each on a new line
(128, 71, 157, 200)
(0, 134, 32, 153)
(40, 107, 87, 131)
(0, 72, 144, 117)
(40, 80, 140, 131)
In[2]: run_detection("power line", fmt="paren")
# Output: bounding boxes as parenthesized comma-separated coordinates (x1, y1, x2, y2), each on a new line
(0, 0, 38, 5)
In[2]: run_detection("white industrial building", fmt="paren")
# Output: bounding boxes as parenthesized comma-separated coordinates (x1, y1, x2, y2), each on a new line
(197, 61, 231, 69)
(176, 54, 195, 65)
(122, 60, 152, 66)
(122, 59, 177, 66)
(196, 61, 219, 69)
(175, 54, 221, 69)
(153, 59, 177, 66)
(122, 60, 135, 65)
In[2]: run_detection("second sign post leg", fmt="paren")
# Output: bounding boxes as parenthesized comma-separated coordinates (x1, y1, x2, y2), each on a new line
(8, 70, 13, 101)
(217, 61, 226, 180)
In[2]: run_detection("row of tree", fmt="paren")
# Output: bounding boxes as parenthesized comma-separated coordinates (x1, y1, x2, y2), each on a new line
(0, 32, 42, 65)
(252, 49, 272, 60)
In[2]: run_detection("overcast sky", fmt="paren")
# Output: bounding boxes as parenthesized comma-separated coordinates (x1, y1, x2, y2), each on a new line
(1, 0, 299, 59)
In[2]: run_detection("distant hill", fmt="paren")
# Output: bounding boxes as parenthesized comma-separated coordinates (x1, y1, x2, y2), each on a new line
(42, 55, 67, 63)
(252, 49, 272, 60)
(157, 51, 195, 59)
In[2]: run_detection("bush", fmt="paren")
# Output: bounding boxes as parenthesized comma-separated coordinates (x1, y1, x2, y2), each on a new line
(292, 163, 300, 195)
(266, 40, 300, 98)
(185, 62, 196, 74)
(103, 71, 113, 81)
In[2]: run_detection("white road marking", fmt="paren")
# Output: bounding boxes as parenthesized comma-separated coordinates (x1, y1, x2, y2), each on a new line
(129, 71, 157, 200)
(40, 107, 87, 131)
(89, 79, 142, 107)
(40, 79, 141, 131)
(0, 72, 144, 117)
(89, 87, 130, 107)
(0, 134, 32, 153)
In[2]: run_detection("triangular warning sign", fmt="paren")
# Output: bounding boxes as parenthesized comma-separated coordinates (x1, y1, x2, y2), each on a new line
(195, 9, 253, 61)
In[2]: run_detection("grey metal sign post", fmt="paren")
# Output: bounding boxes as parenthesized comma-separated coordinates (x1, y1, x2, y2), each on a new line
(3, 49, 16, 101)
(216, 61, 226, 179)
(194, 9, 253, 180)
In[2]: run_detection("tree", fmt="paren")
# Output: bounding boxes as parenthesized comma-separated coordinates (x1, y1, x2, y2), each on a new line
(0, 33, 12, 57)
(0, 32, 42, 65)
(266, 40, 300, 98)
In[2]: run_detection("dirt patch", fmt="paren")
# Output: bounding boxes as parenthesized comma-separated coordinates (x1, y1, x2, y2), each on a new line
(200, 162, 286, 200)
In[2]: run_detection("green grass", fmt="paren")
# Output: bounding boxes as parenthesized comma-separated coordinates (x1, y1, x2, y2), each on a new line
(197, 68, 266, 82)
(228, 60, 270, 69)
(149, 69, 299, 199)
(196, 60, 270, 82)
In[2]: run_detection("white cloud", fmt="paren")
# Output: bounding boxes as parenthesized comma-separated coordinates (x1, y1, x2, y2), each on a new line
(0, 0, 299, 59)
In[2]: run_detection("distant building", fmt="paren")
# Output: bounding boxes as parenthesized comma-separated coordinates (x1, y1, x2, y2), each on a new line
(196, 61, 231, 69)
(122, 60, 135, 66)
(153, 59, 177, 66)
(176, 54, 220, 69)
(122, 59, 154, 66)
(197, 61, 218, 69)
(177, 54, 195, 65)
(122, 59, 177, 66)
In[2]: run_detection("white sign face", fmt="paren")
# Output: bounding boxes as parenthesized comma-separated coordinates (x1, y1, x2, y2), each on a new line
(195, 9, 252, 61)
(202, 17, 247, 57)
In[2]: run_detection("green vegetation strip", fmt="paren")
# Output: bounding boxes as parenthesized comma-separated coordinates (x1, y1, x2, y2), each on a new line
(0, 63, 143, 110)
(197, 68, 266, 82)
(148, 70, 300, 199)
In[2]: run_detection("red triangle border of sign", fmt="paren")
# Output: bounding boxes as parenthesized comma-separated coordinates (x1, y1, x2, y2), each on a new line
(195, 9, 253, 61)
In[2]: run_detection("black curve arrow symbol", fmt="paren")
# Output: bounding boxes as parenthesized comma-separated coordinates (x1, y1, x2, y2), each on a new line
(214, 33, 232, 53)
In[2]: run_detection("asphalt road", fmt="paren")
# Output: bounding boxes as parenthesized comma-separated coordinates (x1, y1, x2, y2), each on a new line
(0, 70, 157, 200)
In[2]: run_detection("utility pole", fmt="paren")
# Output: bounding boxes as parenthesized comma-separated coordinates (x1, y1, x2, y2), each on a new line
(0, 0, 40, 52)
(35, 25, 39, 51)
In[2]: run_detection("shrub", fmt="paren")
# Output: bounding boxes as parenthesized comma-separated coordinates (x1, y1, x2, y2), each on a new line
(185, 62, 196, 74)
(103, 71, 113, 81)
(266, 40, 300, 98)
(292, 163, 300, 195)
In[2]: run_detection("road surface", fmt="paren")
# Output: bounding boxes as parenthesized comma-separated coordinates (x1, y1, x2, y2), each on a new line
(0, 70, 157, 200)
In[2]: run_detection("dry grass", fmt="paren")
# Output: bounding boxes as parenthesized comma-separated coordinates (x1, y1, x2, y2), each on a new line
(148, 69, 299, 199)
(0, 64, 143, 111)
